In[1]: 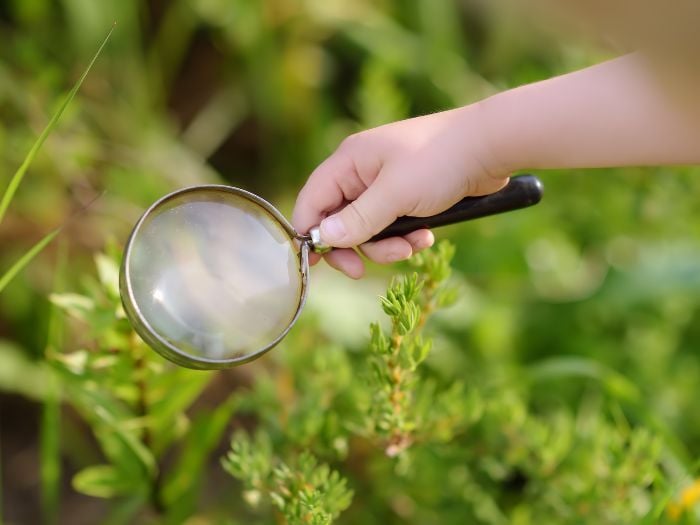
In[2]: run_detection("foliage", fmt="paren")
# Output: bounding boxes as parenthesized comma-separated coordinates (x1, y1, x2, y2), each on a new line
(215, 242, 685, 525)
(361, 242, 460, 456)
(2, 1, 700, 524)
(22, 240, 685, 524)
(223, 432, 352, 525)
(0, 27, 112, 294)
(47, 247, 239, 523)
(0, 26, 110, 524)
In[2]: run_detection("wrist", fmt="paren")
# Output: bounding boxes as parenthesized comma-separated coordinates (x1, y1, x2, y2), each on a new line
(472, 92, 529, 177)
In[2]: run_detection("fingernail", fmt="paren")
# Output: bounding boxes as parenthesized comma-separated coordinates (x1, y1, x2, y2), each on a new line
(320, 215, 346, 243)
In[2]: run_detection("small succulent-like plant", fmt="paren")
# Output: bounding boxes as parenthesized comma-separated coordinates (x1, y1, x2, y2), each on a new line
(363, 242, 459, 456)
(223, 431, 352, 525)
(39, 240, 689, 524)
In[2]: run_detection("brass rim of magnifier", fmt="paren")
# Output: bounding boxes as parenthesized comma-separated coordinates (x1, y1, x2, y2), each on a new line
(119, 185, 311, 370)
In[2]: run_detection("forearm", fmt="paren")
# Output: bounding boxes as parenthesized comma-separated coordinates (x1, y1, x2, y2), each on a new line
(479, 53, 700, 173)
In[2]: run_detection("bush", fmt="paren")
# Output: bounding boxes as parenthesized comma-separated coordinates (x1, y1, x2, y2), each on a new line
(37, 241, 690, 524)
(1, 2, 700, 524)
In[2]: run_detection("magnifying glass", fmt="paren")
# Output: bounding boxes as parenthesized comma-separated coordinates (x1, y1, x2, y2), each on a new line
(119, 174, 543, 369)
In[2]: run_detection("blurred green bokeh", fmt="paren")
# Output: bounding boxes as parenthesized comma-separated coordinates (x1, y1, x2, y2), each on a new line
(2, 1, 700, 523)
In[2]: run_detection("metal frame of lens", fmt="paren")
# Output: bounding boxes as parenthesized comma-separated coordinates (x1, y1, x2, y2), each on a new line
(120, 185, 310, 370)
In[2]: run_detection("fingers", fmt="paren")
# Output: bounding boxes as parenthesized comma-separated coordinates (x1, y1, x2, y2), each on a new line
(307, 252, 322, 266)
(360, 237, 412, 264)
(309, 229, 433, 278)
(404, 229, 435, 252)
(295, 132, 402, 249)
(324, 249, 365, 279)
(292, 137, 382, 235)
(319, 176, 402, 248)
(292, 154, 351, 235)
(359, 229, 434, 264)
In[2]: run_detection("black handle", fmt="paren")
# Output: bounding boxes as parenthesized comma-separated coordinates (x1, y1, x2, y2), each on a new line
(369, 174, 543, 242)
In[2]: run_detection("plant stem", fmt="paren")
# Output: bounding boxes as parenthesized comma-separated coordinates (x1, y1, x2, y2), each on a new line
(386, 327, 410, 457)
(417, 280, 438, 330)
(132, 334, 164, 515)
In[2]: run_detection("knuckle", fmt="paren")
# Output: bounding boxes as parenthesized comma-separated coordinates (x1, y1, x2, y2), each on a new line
(396, 188, 421, 216)
(339, 132, 362, 152)
(345, 202, 376, 237)
(461, 175, 473, 197)
(308, 163, 329, 184)
(338, 168, 368, 196)
(295, 186, 315, 211)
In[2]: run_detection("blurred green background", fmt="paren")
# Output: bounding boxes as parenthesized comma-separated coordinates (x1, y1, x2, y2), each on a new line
(2, 0, 700, 523)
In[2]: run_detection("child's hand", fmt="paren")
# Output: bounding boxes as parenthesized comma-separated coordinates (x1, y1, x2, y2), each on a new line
(292, 105, 509, 278)
(294, 53, 700, 279)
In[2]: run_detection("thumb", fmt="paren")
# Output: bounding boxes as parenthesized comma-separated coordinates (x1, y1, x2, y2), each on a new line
(319, 178, 400, 248)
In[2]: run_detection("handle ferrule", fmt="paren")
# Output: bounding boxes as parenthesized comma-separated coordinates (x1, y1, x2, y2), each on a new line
(308, 227, 332, 254)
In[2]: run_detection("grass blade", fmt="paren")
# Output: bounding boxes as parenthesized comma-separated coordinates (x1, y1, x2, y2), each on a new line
(0, 24, 114, 226)
(0, 190, 103, 295)
(162, 394, 241, 522)
(0, 228, 60, 294)
(40, 371, 61, 525)
(41, 241, 67, 525)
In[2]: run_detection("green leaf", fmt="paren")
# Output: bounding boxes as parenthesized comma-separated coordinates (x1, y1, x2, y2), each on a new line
(396, 302, 420, 335)
(64, 382, 157, 478)
(73, 465, 142, 499)
(267, 451, 353, 523)
(223, 430, 274, 490)
(148, 368, 213, 455)
(0, 228, 60, 294)
(49, 292, 95, 321)
(95, 252, 121, 300)
(410, 338, 432, 369)
(379, 294, 399, 317)
(0, 340, 49, 399)
(162, 394, 240, 523)
(0, 24, 114, 226)
(369, 323, 389, 355)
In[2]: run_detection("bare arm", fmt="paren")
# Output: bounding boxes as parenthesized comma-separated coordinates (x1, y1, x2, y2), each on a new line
(293, 53, 700, 278)
(481, 53, 700, 172)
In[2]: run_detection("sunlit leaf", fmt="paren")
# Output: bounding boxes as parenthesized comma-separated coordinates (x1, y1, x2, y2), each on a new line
(95, 253, 121, 300)
(73, 465, 143, 499)
(0, 340, 49, 399)
(49, 292, 95, 321)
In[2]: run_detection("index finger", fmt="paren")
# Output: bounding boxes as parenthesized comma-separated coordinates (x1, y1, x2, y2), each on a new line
(292, 142, 382, 234)
(291, 156, 352, 234)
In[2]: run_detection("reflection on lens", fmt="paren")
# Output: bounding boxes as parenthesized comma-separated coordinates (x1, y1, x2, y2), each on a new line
(126, 188, 303, 361)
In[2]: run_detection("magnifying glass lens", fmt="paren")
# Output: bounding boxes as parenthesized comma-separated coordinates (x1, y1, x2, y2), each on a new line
(125, 189, 303, 363)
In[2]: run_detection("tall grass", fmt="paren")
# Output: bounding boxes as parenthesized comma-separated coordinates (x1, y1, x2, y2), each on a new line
(0, 25, 114, 292)
(0, 26, 113, 525)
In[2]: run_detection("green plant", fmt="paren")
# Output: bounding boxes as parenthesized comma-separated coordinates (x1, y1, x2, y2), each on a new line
(7, 235, 689, 524)
(0, 27, 113, 294)
(3, 2, 700, 523)
(361, 242, 461, 456)
(217, 241, 683, 525)
(223, 431, 352, 525)
(47, 245, 239, 523)
(0, 28, 112, 524)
